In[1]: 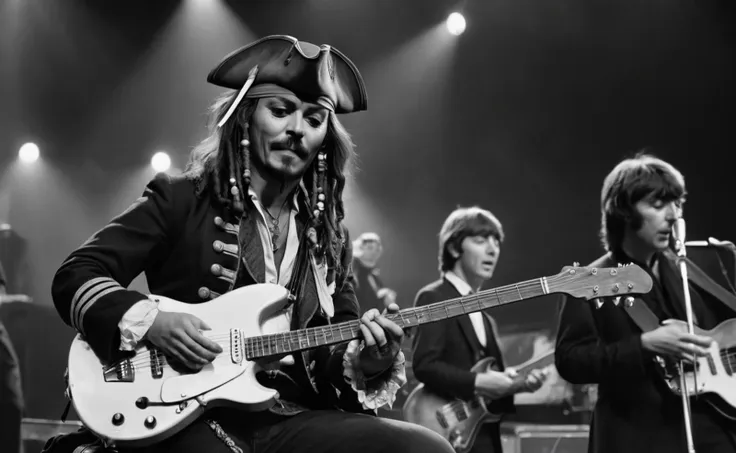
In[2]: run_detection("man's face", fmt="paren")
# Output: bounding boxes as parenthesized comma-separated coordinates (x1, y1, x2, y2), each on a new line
(360, 241, 383, 267)
(628, 197, 682, 254)
(455, 235, 501, 282)
(247, 94, 329, 180)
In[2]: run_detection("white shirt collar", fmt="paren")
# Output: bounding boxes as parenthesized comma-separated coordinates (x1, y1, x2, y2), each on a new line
(443, 270, 474, 296)
(247, 181, 306, 214)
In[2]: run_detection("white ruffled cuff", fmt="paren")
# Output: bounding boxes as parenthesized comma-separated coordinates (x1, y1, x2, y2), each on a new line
(118, 298, 159, 351)
(342, 339, 407, 412)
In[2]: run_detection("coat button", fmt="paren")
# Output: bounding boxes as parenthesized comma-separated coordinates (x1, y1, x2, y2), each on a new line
(214, 216, 224, 227)
(198, 287, 211, 299)
(212, 240, 224, 252)
(210, 264, 222, 276)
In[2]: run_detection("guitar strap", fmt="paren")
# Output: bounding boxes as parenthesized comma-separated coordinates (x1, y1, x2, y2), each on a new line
(672, 253, 736, 313)
(622, 253, 736, 332)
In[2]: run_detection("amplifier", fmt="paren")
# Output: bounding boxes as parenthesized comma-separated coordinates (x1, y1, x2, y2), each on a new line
(501, 423, 589, 453)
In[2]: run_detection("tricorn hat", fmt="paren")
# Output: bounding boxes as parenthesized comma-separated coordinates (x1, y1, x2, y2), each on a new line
(208, 35, 367, 126)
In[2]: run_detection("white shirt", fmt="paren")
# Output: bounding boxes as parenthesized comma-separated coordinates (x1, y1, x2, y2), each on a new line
(247, 187, 301, 287)
(443, 271, 487, 347)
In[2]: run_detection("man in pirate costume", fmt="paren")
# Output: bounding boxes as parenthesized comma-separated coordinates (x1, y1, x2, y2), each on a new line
(555, 154, 736, 453)
(44, 36, 453, 453)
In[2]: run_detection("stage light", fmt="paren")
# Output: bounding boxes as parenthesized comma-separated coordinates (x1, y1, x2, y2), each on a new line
(19, 142, 40, 163)
(446, 12, 466, 36)
(151, 151, 171, 172)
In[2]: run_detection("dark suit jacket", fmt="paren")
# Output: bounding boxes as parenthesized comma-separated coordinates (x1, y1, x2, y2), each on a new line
(555, 252, 736, 453)
(411, 277, 515, 452)
(51, 173, 365, 413)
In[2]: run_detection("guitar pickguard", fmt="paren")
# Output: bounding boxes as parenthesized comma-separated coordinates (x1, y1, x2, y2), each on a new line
(160, 363, 245, 403)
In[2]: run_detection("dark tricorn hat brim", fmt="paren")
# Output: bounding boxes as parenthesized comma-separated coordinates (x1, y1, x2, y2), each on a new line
(207, 35, 367, 114)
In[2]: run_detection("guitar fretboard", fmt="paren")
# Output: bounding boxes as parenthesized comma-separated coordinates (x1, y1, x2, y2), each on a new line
(243, 277, 548, 360)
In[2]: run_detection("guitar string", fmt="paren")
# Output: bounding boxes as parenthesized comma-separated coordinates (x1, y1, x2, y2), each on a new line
(125, 280, 547, 367)
(123, 347, 736, 375)
(114, 277, 652, 370)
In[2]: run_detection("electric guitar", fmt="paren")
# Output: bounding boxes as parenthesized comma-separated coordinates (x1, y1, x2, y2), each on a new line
(653, 318, 736, 420)
(402, 351, 555, 453)
(66, 264, 651, 448)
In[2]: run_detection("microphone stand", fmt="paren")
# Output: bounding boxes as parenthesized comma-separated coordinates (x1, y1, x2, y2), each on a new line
(673, 219, 697, 453)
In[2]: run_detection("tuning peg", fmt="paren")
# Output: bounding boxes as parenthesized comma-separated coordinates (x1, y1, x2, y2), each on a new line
(612, 296, 621, 306)
(590, 268, 598, 275)
(573, 261, 580, 267)
(625, 296, 635, 307)
(593, 298, 604, 309)
(618, 263, 623, 268)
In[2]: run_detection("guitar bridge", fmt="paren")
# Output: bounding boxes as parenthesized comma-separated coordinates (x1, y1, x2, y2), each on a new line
(103, 357, 134, 382)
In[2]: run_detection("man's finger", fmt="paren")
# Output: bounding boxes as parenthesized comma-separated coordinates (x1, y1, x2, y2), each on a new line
(681, 334, 713, 349)
(362, 320, 387, 346)
(359, 324, 376, 347)
(185, 324, 223, 354)
(170, 339, 204, 369)
(373, 315, 404, 338)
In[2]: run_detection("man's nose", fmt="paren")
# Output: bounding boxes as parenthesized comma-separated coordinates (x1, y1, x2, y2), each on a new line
(287, 111, 305, 137)
(665, 202, 680, 221)
(487, 242, 498, 256)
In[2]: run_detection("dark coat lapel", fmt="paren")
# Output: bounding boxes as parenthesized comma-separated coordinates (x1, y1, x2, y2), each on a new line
(442, 278, 485, 361)
(239, 209, 266, 284)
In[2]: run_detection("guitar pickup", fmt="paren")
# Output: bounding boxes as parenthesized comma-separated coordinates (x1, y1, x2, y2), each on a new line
(103, 357, 134, 382)
(230, 329, 243, 364)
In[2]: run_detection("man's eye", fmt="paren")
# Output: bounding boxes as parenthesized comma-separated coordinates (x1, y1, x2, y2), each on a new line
(307, 117, 324, 127)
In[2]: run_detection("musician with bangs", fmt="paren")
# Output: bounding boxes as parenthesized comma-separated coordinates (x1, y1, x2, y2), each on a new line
(410, 206, 548, 453)
(556, 153, 736, 453)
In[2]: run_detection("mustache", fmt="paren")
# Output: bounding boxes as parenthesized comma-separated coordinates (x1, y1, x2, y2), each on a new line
(270, 139, 308, 157)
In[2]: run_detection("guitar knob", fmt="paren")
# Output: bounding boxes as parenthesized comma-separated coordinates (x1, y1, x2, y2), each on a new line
(135, 397, 149, 409)
(112, 413, 125, 426)
(144, 416, 157, 429)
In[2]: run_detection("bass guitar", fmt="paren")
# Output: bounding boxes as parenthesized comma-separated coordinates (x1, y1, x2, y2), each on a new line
(654, 318, 736, 420)
(402, 351, 555, 453)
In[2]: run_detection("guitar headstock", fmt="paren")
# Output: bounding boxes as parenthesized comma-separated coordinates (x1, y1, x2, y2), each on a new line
(546, 262, 653, 301)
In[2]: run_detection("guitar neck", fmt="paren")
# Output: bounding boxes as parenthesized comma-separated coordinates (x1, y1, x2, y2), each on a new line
(245, 277, 550, 360)
(514, 351, 556, 375)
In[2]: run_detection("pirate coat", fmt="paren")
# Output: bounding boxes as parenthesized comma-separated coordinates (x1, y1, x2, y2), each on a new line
(51, 172, 369, 414)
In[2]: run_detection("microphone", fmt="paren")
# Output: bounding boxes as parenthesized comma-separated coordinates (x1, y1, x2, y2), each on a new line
(673, 218, 687, 256)
(684, 237, 736, 250)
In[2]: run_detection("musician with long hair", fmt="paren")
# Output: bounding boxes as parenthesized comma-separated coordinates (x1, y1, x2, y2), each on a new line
(411, 206, 547, 453)
(45, 36, 452, 453)
(555, 153, 736, 453)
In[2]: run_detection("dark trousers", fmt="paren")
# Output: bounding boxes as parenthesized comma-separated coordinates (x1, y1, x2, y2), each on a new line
(469, 423, 501, 453)
(43, 410, 454, 453)
(691, 402, 736, 453)
(0, 320, 24, 453)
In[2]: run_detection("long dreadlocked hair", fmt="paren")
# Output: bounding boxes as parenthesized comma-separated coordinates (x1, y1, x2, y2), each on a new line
(184, 90, 356, 275)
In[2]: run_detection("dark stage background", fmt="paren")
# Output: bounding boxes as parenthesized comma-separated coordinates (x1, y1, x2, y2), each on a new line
(1, 0, 735, 428)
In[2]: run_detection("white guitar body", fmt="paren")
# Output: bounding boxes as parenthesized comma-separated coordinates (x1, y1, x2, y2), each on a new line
(656, 318, 736, 420)
(67, 284, 291, 448)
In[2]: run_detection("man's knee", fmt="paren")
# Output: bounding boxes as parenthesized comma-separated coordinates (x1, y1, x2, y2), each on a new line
(382, 420, 454, 453)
